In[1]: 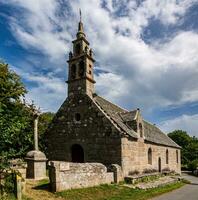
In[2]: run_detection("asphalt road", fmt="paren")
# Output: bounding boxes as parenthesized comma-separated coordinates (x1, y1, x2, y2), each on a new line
(152, 173, 198, 200)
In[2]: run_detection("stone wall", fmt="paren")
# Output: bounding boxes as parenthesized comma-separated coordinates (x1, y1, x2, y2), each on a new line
(48, 161, 114, 191)
(121, 137, 181, 176)
(46, 94, 122, 166)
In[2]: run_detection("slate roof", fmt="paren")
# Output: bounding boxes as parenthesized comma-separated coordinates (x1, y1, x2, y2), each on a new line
(143, 121, 180, 148)
(94, 95, 180, 148)
(120, 111, 137, 121)
(94, 95, 138, 138)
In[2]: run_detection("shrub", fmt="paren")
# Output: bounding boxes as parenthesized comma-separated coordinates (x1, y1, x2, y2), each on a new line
(3, 173, 15, 194)
(188, 160, 198, 172)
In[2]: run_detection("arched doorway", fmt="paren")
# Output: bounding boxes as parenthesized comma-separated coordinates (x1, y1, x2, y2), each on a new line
(71, 144, 84, 163)
(158, 157, 161, 172)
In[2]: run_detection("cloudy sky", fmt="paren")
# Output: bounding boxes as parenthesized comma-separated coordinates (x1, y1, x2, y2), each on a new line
(0, 0, 198, 136)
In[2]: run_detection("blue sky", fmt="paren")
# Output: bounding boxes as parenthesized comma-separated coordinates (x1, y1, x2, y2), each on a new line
(0, 0, 198, 136)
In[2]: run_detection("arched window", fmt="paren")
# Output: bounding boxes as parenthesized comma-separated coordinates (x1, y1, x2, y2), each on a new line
(71, 64, 76, 79)
(166, 149, 169, 164)
(78, 61, 85, 77)
(158, 157, 162, 172)
(139, 123, 143, 137)
(176, 150, 179, 163)
(71, 144, 84, 163)
(148, 148, 152, 165)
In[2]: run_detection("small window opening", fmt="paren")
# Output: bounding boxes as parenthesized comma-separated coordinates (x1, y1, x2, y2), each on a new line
(75, 113, 81, 121)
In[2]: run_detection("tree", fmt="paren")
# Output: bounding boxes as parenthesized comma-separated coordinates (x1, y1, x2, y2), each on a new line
(0, 62, 26, 104)
(168, 130, 192, 147)
(38, 112, 54, 154)
(0, 62, 55, 159)
(168, 130, 198, 166)
(0, 62, 34, 158)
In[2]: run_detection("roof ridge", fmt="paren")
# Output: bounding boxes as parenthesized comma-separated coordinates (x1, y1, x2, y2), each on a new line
(96, 95, 128, 112)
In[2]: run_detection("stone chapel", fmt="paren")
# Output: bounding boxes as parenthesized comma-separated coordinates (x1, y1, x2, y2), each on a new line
(46, 18, 181, 177)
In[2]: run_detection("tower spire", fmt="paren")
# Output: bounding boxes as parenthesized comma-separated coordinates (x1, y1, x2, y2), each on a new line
(79, 8, 82, 22)
(77, 9, 85, 38)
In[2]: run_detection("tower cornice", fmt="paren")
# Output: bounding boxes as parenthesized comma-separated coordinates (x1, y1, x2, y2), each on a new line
(66, 76, 96, 84)
(72, 37, 90, 45)
(67, 53, 95, 63)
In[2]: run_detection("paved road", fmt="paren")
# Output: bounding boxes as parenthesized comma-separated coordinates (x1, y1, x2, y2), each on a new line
(152, 173, 198, 200)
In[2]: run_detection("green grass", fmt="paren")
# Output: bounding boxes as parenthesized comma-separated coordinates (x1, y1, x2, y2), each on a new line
(0, 194, 31, 200)
(56, 181, 185, 200)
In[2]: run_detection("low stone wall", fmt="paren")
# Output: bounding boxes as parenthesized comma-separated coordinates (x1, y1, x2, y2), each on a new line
(48, 161, 114, 192)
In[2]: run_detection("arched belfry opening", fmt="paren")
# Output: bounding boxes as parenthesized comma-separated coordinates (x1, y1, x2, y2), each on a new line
(71, 144, 84, 163)
(79, 60, 85, 77)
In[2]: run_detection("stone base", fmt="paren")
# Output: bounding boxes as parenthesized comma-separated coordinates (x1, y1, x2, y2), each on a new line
(25, 150, 47, 180)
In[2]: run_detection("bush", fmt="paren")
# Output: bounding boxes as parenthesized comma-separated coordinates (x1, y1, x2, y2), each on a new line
(188, 160, 198, 172)
(3, 173, 15, 194)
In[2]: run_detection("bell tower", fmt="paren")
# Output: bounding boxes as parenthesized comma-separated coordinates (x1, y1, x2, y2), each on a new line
(67, 12, 95, 97)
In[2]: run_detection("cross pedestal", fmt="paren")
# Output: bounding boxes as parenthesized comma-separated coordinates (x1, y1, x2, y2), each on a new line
(26, 110, 47, 180)
(26, 150, 47, 180)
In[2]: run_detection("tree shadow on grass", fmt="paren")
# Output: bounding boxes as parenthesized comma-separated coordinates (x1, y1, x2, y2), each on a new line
(32, 179, 51, 192)
(33, 183, 50, 191)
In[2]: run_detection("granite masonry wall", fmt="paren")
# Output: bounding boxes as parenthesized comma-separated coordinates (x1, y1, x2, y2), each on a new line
(121, 137, 181, 176)
(48, 161, 114, 191)
(46, 94, 122, 166)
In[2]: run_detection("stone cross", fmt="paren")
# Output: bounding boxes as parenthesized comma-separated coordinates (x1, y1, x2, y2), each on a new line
(30, 103, 41, 151)
(33, 111, 39, 151)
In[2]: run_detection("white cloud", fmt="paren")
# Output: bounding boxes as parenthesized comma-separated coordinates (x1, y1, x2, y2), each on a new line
(160, 114, 198, 137)
(26, 74, 66, 112)
(2, 0, 198, 116)
(3, 0, 69, 61)
(11, 65, 66, 112)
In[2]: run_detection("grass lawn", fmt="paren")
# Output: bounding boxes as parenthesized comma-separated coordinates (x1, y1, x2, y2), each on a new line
(57, 181, 185, 200)
(2, 179, 185, 200)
